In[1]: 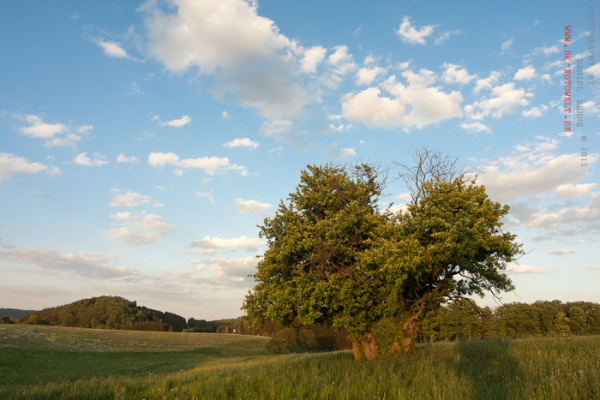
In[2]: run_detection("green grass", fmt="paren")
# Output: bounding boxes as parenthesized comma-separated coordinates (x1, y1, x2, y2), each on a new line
(1, 324, 599, 399)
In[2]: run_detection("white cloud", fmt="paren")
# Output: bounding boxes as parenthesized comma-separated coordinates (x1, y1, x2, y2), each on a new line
(234, 198, 272, 215)
(223, 138, 259, 150)
(396, 16, 436, 45)
(17, 114, 66, 138)
(74, 152, 108, 167)
(473, 71, 501, 93)
(460, 122, 491, 133)
(321, 45, 357, 89)
(547, 249, 575, 255)
(189, 235, 265, 249)
(96, 40, 130, 58)
(585, 63, 600, 77)
(355, 65, 385, 86)
(260, 119, 293, 136)
(466, 83, 531, 119)
(505, 264, 549, 274)
(342, 70, 463, 129)
(15, 114, 89, 148)
(514, 65, 537, 80)
(142, 0, 313, 119)
(521, 105, 548, 119)
(534, 45, 560, 55)
(148, 152, 248, 176)
(0, 247, 138, 279)
(0, 153, 60, 182)
(300, 45, 327, 74)
(473, 138, 598, 203)
(442, 63, 475, 84)
(206, 256, 258, 279)
(116, 153, 139, 163)
(106, 211, 176, 246)
(195, 190, 216, 203)
(553, 183, 599, 198)
(159, 115, 192, 127)
(500, 39, 514, 54)
(325, 144, 356, 159)
(109, 190, 152, 207)
(434, 29, 460, 45)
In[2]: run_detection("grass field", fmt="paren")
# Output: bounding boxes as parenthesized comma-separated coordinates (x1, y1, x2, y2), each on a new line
(1, 324, 599, 399)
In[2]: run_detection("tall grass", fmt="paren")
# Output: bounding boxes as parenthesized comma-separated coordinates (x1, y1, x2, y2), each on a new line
(1, 325, 599, 399)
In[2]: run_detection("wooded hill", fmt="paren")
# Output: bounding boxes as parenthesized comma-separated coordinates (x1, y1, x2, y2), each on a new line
(20, 296, 187, 332)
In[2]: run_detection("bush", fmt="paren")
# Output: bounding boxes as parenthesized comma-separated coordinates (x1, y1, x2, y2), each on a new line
(264, 337, 289, 354)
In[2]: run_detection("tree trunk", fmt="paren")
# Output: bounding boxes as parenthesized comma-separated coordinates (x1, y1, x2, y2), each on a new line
(352, 333, 380, 360)
(362, 332, 379, 360)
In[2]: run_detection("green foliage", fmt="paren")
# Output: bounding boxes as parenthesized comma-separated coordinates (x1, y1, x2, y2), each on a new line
(418, 300, 600, 342)
(264, 337, 290, 354)
(26, 314, 50, 325)
(244, 163, 522, 358)
(20, 296, 187, 332)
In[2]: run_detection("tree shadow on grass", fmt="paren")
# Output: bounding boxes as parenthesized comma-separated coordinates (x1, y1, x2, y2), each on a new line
(454, 339, 525, 400)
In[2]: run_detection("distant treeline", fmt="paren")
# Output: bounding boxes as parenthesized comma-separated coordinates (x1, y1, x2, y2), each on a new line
(3, 297, 599, 347)
(16, 296, 187, 332)
(417, 299, 600, 342)
(219, 299, 600, 351)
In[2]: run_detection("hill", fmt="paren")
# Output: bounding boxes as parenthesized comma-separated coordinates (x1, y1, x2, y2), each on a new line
(0, 308, 36, 318)
(22, 296, 187, 332)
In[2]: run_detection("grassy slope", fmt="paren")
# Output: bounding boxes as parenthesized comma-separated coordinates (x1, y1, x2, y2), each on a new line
(1, 324, 599, 400)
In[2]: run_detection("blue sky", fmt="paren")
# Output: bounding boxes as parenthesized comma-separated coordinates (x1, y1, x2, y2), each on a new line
(1, 0, 598, 320)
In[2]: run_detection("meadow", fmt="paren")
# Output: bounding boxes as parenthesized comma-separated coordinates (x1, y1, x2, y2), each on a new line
(1, 324, 598, 399)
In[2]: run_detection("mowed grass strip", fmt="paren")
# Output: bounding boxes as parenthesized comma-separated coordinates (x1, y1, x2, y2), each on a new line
(1, 325, 599, 400)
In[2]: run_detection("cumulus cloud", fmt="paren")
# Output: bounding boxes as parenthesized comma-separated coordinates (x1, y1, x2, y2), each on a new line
(234, 198, 273, 215)
(0, 247, 138, 279)
(473, 71, 501, 93)
(148, 152, 248, 176)
(109, 189, 152, 207)
(342, 69, 463, 129)
(473, 138, 598, 203)
(553, 183, 599, 198)
(15, 114, 89, 148)
(142, 0, 313, 119)
(223, 138, 259, 150)
(514, 65, 537, 81)
(96, 40, 130, 58)
(195, 190, 216, 203)
(188, 235, 266, 249)
(260, 119, 294, 136)
(155, 115, 192, 127)
(116, 153, 139, 163)
(442, 63, 476, 84)
(300, 45, 327, 74)
(465, 83, 532, 119)
(460, 122, 491, 133)
(74, 152, 108, 167)
(0, 153, 60, 182)
(521, 105, 548, 119)
(325, 144, 356, 159)
(355, 65, 386, 86)
(106, 211, 176, 246)
(396, 16, 436, 45)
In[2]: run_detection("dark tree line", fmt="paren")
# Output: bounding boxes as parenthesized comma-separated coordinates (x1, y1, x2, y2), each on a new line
(19, 296, 187, 332)
(417, 299, 600, 342)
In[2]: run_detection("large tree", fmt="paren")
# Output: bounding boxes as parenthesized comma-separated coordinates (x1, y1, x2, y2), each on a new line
(243, 161, 522, 360)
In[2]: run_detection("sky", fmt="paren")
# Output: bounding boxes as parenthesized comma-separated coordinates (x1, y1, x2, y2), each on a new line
(1, 0, 599, 321)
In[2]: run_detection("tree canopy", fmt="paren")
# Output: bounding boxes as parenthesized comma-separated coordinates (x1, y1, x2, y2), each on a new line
(243, 161, 523, 360)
